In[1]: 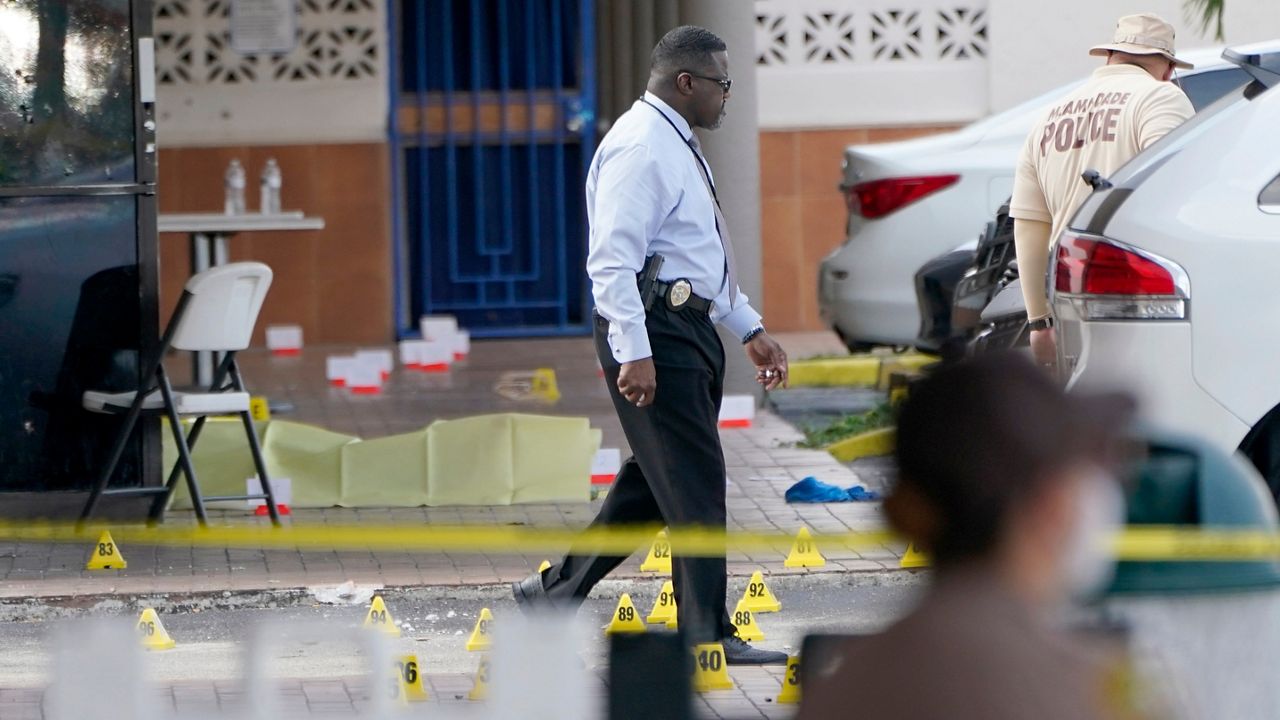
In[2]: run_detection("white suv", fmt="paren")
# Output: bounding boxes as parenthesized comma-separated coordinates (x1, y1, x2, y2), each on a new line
(1052, 41, 1280, 496)
(819, 48, 1246, 351)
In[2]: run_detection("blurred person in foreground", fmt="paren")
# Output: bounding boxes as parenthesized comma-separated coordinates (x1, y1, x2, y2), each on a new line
(799, 352, 1139, 719)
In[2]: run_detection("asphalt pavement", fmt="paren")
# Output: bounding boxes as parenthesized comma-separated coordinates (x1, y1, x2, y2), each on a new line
(0, 572, 921, 688)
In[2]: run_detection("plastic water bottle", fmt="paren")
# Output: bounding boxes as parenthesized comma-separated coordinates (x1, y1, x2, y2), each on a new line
(224, 159, 246, 215)
(260, 158, 282, 215)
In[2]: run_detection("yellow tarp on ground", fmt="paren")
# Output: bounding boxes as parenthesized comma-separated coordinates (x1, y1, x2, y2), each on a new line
(341, 430, 429, 506)
(165, 418, 262, 509)
(165, 414, 599, 509)
(268, 421, 354, 505)
(426, 415, 517, 506)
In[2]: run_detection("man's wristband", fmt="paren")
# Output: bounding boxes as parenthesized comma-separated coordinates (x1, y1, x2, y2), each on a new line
(742, 326, 765, 344)
(1028, 316, 1055, 331)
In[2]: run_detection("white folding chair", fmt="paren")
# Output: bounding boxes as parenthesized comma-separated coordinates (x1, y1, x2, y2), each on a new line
(79, 262, 282, 526)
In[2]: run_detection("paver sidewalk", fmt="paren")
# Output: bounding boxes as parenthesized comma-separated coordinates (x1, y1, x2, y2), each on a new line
(0, 335, 898, 602)
(0, 666, 797, 719)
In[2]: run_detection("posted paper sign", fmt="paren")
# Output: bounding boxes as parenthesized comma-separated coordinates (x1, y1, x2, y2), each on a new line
(231, 0, 297, 54)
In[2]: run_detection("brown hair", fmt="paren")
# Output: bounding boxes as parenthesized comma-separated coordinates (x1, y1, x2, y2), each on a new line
(888, 352, 1133, 566)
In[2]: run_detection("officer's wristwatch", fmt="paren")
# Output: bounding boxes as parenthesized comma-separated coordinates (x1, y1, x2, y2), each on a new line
(742, 325, 765, 344)
(1028, 316, 1055, 332)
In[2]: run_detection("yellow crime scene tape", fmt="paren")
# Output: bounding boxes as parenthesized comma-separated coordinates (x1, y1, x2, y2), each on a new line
(0, 522, 888, 556)
(6, 522, 1280, 561)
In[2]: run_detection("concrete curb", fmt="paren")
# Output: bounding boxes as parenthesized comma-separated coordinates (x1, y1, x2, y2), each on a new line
(826, 427, 896, 463)
(789, 352, 936, 388)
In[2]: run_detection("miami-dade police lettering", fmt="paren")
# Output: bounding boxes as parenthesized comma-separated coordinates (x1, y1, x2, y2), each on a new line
(1039, 93, 1132, 156)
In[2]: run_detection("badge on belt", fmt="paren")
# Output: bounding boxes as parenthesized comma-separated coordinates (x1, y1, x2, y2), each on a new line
(666, 279, 693, 311)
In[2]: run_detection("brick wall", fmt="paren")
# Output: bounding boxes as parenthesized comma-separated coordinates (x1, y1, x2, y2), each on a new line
(759, 126, 958, 332)
(157, 143, 393, 346)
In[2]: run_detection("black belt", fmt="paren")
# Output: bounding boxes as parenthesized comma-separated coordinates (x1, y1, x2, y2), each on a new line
(653, 279, 713, 315)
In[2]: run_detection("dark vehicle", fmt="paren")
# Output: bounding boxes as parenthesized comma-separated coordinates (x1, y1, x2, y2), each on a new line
(913, 200, 1016, 358)
(912, 245, 975, 358)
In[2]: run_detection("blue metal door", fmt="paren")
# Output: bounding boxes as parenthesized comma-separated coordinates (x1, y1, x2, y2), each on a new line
(391, 0, 596, 337)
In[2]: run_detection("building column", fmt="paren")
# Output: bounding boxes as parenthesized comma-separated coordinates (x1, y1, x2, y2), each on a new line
(679, 0, 763, 397)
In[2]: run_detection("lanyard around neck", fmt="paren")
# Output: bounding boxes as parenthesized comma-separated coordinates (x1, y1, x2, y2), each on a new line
(639, 97, 717, 200)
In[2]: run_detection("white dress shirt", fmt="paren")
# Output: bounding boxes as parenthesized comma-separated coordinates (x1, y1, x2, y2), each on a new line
(586, 92, 763, 363)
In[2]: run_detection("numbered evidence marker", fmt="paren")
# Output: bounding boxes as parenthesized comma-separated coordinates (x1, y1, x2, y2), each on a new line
(86, 530, 126, 570)
(466, 608, 494, 651)
(900, 542, 930, 569)
(363, 595, 402, 638)
(646, 580, 678, 626)
(783, 527, 826, 568)
(605, 593, 647, 635)
(468, 654, 491, 700)
(731, 599, 764, 642)
(740, 571, 782, 613)
(640, 530, 673, 573)
(136, 608, 176, 651)
(531, 367, 561, 403)
(691, 642, 733, 692)
(386, 662, 409, 708)
(249, 395, 271, 421)
(777, 655, 801, 704)
(395, 654, 429, 702)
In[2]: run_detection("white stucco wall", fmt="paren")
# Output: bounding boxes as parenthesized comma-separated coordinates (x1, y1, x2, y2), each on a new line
(986, 0, 1280, 112)
(755, 0, 992, 129)
(755, 0, 1280, 129)
(153, 0, 387, 147)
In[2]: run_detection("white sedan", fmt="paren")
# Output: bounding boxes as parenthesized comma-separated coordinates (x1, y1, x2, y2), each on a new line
(1052, 41, 1280, 496)
(818, 48, 1245, 351)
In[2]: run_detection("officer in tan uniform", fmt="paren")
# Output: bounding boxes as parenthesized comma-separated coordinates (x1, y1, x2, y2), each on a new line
(1010, 14, 1194, 369)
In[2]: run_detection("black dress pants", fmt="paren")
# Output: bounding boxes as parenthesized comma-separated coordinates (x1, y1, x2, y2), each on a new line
(543, 302, 733, 642)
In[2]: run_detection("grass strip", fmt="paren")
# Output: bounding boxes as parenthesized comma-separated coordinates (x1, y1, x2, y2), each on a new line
(798, 403, 896, 449)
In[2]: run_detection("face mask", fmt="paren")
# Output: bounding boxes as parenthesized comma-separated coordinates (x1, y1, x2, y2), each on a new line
(1060, 467, 1126, 599)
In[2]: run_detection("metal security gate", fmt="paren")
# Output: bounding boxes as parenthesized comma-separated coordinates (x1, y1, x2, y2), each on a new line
(391, 0, 596, 337)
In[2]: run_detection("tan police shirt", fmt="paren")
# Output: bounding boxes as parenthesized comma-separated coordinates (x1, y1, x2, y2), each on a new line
(1011, 63, 1194, 246)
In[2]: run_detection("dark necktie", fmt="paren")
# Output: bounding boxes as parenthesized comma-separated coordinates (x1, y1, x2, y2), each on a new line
(686, 134, 738, 310)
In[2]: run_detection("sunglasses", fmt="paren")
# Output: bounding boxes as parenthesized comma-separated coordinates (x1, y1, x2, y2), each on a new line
(681, 71, 732, 94)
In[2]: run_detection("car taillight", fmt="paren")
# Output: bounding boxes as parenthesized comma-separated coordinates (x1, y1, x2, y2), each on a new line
(1052, 233, 1187, 320)
(845, 175, 959, 220)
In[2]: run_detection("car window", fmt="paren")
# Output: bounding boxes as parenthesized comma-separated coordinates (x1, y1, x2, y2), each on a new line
(1109, 80, 1261, 188)
(1178, 67, 1252, 110)
(964, 63, 1233, 142)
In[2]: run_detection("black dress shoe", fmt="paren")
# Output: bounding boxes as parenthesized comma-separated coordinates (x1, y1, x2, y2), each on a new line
(721, 635, 788, 665)
(512, 570, 554, 613)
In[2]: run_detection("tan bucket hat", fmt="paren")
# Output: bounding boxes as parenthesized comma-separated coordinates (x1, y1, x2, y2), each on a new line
(1089, 13, 1194, 69)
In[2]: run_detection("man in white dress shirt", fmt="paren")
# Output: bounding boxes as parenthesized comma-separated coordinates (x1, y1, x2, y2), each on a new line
(513, 25, 789, 664)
